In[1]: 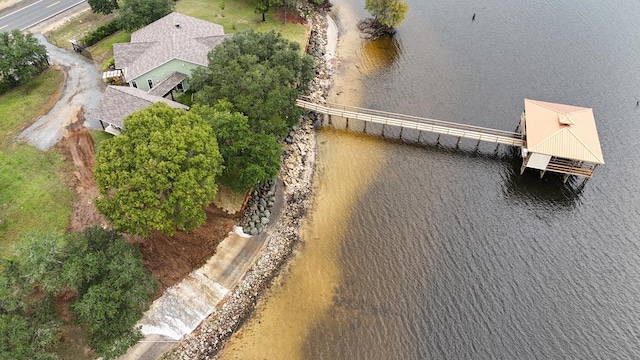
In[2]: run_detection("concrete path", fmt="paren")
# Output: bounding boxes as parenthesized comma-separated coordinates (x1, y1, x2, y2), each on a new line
(16, 34, 103, 150)
(119, 227, 266, 360)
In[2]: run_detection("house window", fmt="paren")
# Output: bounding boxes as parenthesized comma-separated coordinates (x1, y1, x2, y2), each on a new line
(176, 82, 184, 91)
(131, 80, 137, 88)
(147, 79, 154, 89)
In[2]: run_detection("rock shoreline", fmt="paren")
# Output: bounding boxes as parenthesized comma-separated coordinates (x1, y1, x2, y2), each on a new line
(166, 8, 334, 359)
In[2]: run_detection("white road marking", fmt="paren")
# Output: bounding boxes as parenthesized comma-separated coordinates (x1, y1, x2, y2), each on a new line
(47, 1, 61, 8)
(0, 0, 46, 20)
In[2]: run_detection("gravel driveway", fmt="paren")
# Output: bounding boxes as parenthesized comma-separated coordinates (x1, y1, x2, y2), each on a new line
(16, 34, 104, 150)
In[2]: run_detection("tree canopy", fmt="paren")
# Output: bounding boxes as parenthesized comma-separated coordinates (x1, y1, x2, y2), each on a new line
(117, 0, 174, 32)
(94, 103, 223, 237)
(0, 227, 157, 359)
(88, 0, 119, 15)
(191, 30, 314, 139)
(191, 103, 281, 192)
(0, 30, 48, 91)
(365, 0, 409, 28)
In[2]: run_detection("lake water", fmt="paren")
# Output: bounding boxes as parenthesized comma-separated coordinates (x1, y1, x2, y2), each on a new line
(219, 1, 640, 359)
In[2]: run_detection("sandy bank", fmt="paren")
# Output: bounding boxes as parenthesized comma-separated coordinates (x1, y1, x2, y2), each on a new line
(165, 8, 337, 360)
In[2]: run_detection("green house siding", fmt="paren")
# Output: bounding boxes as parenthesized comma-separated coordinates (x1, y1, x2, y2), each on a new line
(131, 59, 203, 92)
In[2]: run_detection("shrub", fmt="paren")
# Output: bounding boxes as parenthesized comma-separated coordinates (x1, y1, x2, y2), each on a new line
(81, 21, 120, 47)
(102, 57, 115, 71)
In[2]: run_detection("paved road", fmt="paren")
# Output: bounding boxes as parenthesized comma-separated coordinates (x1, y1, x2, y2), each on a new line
(0, 0, 85, 31)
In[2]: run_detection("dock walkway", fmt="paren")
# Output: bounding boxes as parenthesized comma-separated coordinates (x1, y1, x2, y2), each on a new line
(296, 98, 525, 147)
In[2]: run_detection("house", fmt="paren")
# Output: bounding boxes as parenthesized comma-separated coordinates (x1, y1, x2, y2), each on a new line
(519, 99, 604, 182)
(96, 85, 189, 135)
(97, 12, 229, 133)
(109, 12, 228, 94)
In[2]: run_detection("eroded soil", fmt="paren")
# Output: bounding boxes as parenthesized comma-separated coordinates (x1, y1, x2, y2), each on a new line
(59, 110, 238, 291)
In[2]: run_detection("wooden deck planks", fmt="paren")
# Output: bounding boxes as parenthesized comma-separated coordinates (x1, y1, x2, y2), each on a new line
(297, 99, 525, 147)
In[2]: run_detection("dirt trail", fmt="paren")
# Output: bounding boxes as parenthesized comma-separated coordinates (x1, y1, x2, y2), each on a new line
(58, 109, 109, 232)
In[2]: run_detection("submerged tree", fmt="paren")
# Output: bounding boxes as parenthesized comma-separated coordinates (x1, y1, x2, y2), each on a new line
(360, 0, 409, 38)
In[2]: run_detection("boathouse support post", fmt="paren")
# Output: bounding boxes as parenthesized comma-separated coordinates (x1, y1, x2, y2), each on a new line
(456, 137, 461, 147)
(520, 154, 530, 175)
(540, 169, 546, 178)
(417, 130, 422, 143)
(436, 134, 441, 145)
(563, 173, 571, 183)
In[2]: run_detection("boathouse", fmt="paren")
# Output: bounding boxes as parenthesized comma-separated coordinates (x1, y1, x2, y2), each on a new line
(519, 99, 604, 182)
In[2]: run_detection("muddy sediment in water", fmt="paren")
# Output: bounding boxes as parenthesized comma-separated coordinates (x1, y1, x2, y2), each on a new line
(166, 8, 336, 359)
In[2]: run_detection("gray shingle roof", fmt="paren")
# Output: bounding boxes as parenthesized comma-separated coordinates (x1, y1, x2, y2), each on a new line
(147, 71, 187, 97)
(113, 12, 225, 81)
(96, 85, 189, 128)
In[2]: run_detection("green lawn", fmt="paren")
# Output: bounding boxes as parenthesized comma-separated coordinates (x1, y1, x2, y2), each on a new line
(88, 30, 131, 68)
(0, 68, 64, 143)
(46, 0, 310, 59)
(176, 0, 310, 44)
(45, 10, 116, 51)
(90, 129, 114, 152)
(0, 68, 75, 257)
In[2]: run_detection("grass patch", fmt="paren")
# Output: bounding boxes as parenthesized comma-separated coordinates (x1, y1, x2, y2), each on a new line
(0, 145, 74, 257)
(0, 67, 64, 145)
(0, 68, 74, 257)
(89, 31, 131, 67)
(90, 129, 114, 152)
(45, 10, 116, 51)
(176, 0, 309, 44)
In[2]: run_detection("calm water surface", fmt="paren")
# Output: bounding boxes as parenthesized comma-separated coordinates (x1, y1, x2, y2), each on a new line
(221, 1, 640, 359)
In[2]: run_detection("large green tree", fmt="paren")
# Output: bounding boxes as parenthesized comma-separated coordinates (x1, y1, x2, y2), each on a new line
(65, 227, 157, 358)
(0, 234, 62, 360)
(0, 228, 157, 359)
(88, 0, 119, 15)
(365, 0, 409, 28)
(94, 103, 223, 236)
(191, 30, 314, 139)
(191, 103, 282, 192)
(0, 30, 48, 90)
(117, 0, 174, 32)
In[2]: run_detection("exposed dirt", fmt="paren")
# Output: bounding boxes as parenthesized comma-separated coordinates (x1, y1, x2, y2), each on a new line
(133, 206, 238, 293)
(58, 109, 239, 293)
(274, 8, 308, 25)
(58, 109, 109, 232)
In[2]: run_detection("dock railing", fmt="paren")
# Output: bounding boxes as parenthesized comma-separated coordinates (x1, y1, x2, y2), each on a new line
(296, 98, 525, 147)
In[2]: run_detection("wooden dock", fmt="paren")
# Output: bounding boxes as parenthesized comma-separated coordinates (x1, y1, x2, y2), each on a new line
(296, 98, 525, 147)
